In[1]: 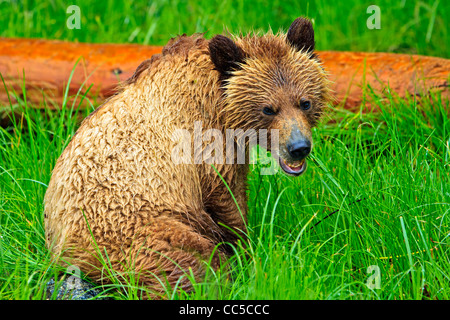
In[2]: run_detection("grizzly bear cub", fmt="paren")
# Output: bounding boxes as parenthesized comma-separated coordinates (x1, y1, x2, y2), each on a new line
(44, 17, 331, 297)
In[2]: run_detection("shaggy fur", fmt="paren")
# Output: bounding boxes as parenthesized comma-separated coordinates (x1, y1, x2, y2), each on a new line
(44, 17, 331, 298)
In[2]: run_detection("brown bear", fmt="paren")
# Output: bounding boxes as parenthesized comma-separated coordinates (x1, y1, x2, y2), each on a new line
(44, 17, 331, 298)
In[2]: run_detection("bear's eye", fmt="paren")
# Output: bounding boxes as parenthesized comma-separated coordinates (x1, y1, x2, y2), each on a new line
(262, 106, 277, 116)
(300, 100, 312, 110)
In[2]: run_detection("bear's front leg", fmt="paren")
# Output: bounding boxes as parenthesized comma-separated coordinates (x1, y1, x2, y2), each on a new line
(115, 215, 227, 298)
(204, 186, 248, 247)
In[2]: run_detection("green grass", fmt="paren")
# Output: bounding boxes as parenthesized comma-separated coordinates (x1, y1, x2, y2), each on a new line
(0, 0, 449, 300)
(0, 77, 449, 299)
(0, 0, 448, 58)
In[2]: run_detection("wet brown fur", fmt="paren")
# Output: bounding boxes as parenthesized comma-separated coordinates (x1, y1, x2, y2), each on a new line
(44, 17, 331, 298)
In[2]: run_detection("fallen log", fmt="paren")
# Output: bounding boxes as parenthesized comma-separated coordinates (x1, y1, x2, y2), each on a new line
(0, 37, 448, 112)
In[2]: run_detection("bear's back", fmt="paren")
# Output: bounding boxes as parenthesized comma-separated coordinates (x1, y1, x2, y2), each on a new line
(44, 34, 222, 256)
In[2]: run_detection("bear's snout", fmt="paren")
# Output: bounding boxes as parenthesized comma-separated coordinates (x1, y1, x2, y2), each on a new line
(276, 122, 313, 176)
(287, 139, 311, 161)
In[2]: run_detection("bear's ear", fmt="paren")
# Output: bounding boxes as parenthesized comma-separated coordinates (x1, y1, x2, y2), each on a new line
(286, 17, 315, 54)
(209, 35, 245, 81)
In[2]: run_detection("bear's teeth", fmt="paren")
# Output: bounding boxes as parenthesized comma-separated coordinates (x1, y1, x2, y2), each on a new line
(286, 160, 304, 168)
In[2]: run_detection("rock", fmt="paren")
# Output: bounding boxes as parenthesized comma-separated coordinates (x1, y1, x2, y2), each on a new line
(46, 275, 111, 300)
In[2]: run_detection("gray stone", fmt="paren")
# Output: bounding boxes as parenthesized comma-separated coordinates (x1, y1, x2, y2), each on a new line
(46, 275, 111, 300)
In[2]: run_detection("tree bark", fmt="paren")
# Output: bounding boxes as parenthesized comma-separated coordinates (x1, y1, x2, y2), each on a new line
(0, 37, 448, 112)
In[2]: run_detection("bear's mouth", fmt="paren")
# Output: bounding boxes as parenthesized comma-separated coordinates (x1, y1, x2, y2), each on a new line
(279, 158, 307, 176)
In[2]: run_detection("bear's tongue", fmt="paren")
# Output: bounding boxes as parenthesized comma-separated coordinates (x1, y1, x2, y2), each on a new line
(279, 158, 306, 176)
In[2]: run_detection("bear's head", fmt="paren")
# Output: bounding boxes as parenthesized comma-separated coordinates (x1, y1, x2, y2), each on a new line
(209, 17, 331, 176)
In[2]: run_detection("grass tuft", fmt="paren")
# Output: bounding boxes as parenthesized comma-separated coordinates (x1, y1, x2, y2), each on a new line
(1, 79, 448, 299)
(0, 0, 449, 299)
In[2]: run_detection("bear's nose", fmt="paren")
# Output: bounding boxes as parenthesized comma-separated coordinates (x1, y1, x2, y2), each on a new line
(287, 140, 311, 160)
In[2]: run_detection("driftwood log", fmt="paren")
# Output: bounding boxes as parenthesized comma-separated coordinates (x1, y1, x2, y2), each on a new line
(0, 37, 448, 112)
